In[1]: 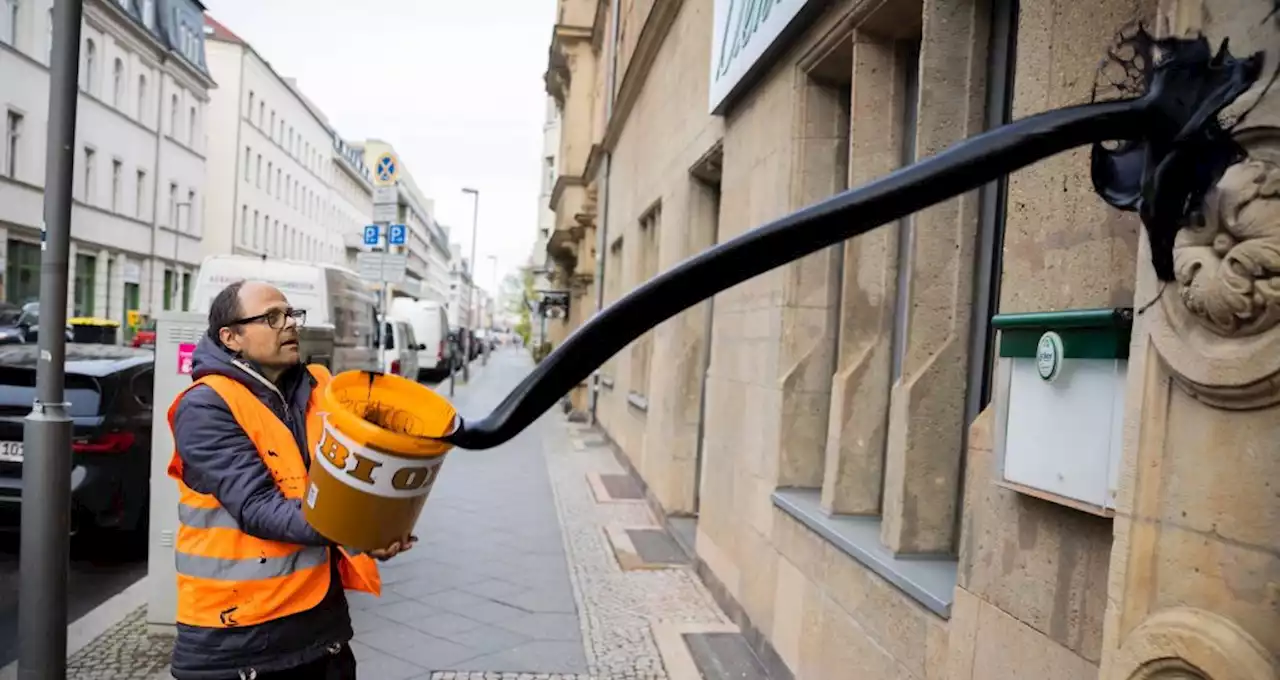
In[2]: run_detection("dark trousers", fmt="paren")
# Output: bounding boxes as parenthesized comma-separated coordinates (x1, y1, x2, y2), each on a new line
(236, 644, 356, 680)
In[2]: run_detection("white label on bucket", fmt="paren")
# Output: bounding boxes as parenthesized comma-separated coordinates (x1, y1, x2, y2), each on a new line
(313, 415, 446, 500)
(306, 482, 319, 509)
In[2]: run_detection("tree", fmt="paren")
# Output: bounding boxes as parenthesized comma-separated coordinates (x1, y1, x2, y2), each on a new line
(499, 268, 534, 346)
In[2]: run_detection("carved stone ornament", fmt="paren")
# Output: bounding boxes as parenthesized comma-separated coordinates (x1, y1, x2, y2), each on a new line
(1151, 127, 1280, 410)
(1108, 607, 1278, 680)
(1172, 154, 1280, 337)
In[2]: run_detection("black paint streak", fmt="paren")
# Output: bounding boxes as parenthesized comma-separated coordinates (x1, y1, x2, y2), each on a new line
(441, 31, 1263, 452)
(219, 606, 239, 627)
(1091, 27, 1262, 281)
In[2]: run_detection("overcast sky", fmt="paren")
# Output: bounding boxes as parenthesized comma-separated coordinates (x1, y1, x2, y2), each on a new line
(202, 0, 557, 296)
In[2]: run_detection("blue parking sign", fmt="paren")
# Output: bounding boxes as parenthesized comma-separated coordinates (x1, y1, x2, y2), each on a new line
(363, 225, 380, 246)
(389, 224, 407, 246)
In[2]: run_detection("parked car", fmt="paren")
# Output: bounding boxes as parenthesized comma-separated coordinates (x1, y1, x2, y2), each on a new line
(0, 344, 154, 538)
(0, 302, 74, 345)
(380, 317, 421, 379)
(131, 319, 156, 348)
(389, 298, 453, 382)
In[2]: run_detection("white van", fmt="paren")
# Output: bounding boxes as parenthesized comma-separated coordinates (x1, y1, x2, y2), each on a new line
(380, 317, 420, 379)
(388, 297, 451, 381)
(191, 255, 380, 374)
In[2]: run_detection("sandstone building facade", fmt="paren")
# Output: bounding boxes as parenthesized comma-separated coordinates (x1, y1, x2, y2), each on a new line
(540, 0, 1280, 678)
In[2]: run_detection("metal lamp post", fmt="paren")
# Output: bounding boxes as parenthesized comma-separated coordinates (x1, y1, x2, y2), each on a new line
(462, 187, 479, 381)
(21, 0, 84, 676)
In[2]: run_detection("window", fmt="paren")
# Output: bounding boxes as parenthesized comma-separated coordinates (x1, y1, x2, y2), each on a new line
(168, 182, 177, 228)
(243, 146, 251, 181)
(3, 0, 18, 47)
(187, 189, 196, 232)
(275, 168, 281, 198)
(630, 206, 660, 400)
(269, 110, 275, 136)
(162, 269, 174, 310)
(84, 39, 96, 94)
(240, 205, 248, 245)
(6, 240, 40, 305)
(181, 272, 191, 311)
(188, 106, 196, 146)
(112, 58, 124, 107)
(252, 210, 259, 248)
(136, 75, 147, 121)
(110, 159, 121, 211)
(44, 8, 50, 62)
(82, 147, 95, 202)
(169, 93, 179, 137)
(257, 101, 264, 127)
(4, 111, 21, 178)
(247, 91, 254, 119)
(104, 258, 113, 318)
(255, 153, 261, 187)
(266, 161, 273, 193)
(264, 215, 271, 253)
(135, 169, 146, 218)
(141, 0, 154, 29)
(73, 253, 96, 317)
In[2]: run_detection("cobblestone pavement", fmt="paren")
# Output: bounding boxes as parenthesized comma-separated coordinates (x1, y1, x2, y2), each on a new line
(65, 607, 171, 679)
(60, 350, 730, 679)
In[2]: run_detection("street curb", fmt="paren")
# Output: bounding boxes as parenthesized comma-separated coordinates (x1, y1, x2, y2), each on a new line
(0, 575, 150, 678)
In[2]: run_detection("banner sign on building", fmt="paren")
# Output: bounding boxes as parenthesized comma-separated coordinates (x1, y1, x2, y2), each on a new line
(709, 0, 822, 114)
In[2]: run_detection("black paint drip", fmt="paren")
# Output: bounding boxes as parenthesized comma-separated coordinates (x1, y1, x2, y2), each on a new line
(1091, 26, 1262, 281)
(440, 30, 1263, 451)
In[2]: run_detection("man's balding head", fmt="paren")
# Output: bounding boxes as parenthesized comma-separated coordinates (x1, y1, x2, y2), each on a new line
(209, 280, 304, 378)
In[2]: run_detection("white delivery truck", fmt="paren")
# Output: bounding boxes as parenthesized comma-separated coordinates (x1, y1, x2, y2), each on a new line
(190, 255, 380, 374)
(389, 297, 452, 382)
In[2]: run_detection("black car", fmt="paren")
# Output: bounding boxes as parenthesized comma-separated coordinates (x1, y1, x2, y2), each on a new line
(0, 344, 154, 537)
(0, 301, 75, 345)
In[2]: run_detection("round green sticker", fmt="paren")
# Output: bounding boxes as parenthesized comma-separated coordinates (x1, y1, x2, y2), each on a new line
(1036, 331, 1064, 382)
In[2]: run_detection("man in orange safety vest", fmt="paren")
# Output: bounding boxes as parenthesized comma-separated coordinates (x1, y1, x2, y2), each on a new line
(167, 280, 414, 679)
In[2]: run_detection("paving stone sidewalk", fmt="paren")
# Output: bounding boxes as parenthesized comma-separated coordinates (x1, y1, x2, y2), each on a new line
(62, 350, 730, 679)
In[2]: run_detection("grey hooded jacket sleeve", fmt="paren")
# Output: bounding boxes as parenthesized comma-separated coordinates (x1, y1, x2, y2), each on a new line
(172, 386, 328, 546)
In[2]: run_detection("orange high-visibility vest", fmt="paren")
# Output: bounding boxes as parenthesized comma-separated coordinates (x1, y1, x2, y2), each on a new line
(166, 363, 381, 628)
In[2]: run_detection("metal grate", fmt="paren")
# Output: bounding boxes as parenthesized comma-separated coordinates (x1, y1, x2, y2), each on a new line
(599, 473, 643, 500)
(683, 632, 771, 680)
(626, 528, 690, 566)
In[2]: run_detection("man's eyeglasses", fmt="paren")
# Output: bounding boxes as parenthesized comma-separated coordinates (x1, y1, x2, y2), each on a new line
(229, 307, 306, 330)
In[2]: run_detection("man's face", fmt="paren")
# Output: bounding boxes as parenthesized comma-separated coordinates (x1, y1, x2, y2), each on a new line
(218, 282, 303, 370)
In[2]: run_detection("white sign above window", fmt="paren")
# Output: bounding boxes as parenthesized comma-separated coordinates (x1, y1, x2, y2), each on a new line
(709, 0, 822, 114)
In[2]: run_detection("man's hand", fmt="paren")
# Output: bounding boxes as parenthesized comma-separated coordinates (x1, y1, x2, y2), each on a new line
(370, 534, 417, 561)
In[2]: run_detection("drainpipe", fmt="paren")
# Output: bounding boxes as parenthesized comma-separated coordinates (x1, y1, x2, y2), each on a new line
(146, 55, 167, 318)
(588, 0, 621, 425)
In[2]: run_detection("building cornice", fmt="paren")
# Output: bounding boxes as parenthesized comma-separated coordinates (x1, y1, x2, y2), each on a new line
(601, 0, 682, 153)
(549, 174, 587, 211)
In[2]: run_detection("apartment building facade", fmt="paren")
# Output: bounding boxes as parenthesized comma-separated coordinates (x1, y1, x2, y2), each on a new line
(543, 0, 1280, 679)
(530, 94, 561, 347)
(0, 0, 213, 332)
(201, 16, 348, 272)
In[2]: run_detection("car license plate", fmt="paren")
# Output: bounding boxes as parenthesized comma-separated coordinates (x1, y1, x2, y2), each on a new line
(0, 441, 22, 463)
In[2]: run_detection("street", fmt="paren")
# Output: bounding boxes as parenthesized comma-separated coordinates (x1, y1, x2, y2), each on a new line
(0, 530, 147, 667)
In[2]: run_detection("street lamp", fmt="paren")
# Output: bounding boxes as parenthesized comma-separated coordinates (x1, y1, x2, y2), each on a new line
(462, 187, 479, 381)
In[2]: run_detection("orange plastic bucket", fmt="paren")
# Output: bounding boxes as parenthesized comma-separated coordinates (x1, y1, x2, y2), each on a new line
(303, 370, 457, 553)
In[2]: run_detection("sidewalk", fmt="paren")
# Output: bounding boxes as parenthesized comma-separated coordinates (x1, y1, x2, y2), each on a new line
(57, 350, 737, 679)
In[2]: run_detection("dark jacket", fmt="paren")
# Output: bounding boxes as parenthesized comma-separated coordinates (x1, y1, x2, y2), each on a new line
(169, 335, 352, 679)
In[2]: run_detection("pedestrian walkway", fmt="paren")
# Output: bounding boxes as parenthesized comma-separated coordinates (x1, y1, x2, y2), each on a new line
(57, 349, 734, 679)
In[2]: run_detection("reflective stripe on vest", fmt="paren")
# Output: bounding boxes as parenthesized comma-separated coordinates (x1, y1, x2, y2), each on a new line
(166, 363, 381, 628)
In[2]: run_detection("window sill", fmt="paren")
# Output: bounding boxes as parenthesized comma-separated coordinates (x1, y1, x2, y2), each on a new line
(627, 392, 648, 412)
(771, 488, 956, 619)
